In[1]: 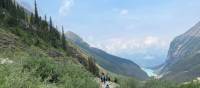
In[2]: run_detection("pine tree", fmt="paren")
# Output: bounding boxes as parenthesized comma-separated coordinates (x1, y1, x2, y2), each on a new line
(34, 0, 39, 24)
(49, 17, 58, 48)
(61, 26, 67, 50)
(44, 15, 47, 22)
(2, 0, 5, 8)
(49, 17, 53, 32)
(0, 0, 5, 8)
(88, 57, 99, 76)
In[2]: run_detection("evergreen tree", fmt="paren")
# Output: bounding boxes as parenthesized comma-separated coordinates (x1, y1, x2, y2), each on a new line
(49, 17, 53, 32)
(0, 1, 1, 8)
(88, 57, 99, 76)
(61, 26, 67, 50)
(44, 15, 47, 22)
(48, 17, 59, 48)
(0, 0, 4, 8)
(2, 0, 5, 8)
(34, 0, 39, 24)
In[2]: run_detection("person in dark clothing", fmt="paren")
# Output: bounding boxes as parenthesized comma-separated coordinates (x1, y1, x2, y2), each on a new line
(101, 76, 104, 83)
(100, 73, 105, 83)
(108, 77, 111, 82)
(103, 75, 106, 84)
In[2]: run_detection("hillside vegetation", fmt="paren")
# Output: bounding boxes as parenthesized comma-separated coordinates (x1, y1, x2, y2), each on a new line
(0, 46, 98, 88)
(0, 0, 99, 88)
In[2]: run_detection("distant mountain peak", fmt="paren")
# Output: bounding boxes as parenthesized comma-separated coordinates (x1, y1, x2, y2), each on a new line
(160, 21, 200, 82)
(65, 31, 82, 41)
(183, 21, 200, 37)
(65, 31, 90, 48)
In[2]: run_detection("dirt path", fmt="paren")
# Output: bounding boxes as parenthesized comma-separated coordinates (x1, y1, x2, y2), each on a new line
(95, 78, 119, 88)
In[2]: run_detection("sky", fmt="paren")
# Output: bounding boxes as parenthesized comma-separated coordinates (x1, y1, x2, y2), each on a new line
(17, 0, 200, 68)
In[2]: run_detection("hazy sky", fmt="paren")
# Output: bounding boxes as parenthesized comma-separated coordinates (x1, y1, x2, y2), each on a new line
(17, 0, 200, 67)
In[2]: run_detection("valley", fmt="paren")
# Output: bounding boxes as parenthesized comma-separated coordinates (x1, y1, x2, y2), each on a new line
(1, 0, 200, 88)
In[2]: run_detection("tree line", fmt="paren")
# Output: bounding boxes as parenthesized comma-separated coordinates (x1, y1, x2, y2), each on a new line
(0, 0, 66, 50)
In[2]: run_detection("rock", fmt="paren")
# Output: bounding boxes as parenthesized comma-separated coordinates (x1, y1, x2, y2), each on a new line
(48, 50, 63, 58)
(0, 58, 13, 64)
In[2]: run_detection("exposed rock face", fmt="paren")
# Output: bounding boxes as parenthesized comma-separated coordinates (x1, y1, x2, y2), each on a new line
(160, 22, 200, 82)
(0, 30, 22, 49)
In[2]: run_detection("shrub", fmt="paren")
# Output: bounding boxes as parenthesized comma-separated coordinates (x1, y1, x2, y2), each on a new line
(0, 48, 98, 88)
(141, 79, 176, 88)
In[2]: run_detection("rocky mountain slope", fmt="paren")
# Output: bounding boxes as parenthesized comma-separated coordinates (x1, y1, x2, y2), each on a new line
(160, 21, 200, 82)
(65, 31, 148, 80)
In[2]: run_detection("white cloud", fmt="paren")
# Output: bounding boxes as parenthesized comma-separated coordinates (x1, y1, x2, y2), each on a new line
(84, 36, 170, 54)
(120, 9, 129, 16)
(143, 36, 159, 46)
(144, 55, 155, 60)
(59, 0, 74, 16)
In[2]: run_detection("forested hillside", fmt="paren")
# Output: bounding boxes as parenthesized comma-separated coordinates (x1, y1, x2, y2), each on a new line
(0, 0, 99, 87)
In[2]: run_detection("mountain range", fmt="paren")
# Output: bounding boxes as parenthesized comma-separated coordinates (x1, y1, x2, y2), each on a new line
(160, 21, 200, 82)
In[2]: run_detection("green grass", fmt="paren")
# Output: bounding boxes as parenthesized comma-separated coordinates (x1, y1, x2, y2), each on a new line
(178, 81, 200, 88)
(140, 78, 200, 88)
(106, 72, 140, 88)
(0, 47, 98, 88)
(107, 73, 200, 88)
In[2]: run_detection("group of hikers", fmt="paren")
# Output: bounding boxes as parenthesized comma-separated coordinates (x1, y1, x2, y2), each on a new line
(100, 73, 111, 88)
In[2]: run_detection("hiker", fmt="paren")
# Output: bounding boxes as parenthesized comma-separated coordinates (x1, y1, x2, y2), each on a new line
(100, 73, 105, 83)
(100, 72, 107, 84)
(108, 76, 111, 82)
(105, 84, 110, 88)
(105, 76, 110, 88)
(103, 75, 106, 84)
